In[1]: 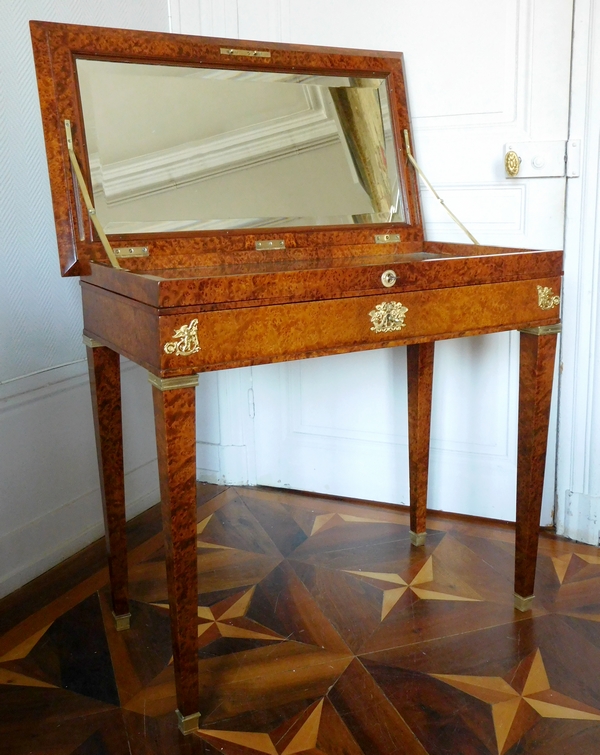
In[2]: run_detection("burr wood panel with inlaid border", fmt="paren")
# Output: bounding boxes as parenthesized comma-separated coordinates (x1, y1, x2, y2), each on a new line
(157, 277, 561, 373)
(82, 277, 560, 376)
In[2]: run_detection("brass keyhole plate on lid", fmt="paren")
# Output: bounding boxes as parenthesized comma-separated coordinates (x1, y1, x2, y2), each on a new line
(381, 270, 397, 288)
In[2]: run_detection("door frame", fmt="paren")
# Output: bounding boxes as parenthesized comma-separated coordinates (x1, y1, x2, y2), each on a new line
(556, 0, 600, 545)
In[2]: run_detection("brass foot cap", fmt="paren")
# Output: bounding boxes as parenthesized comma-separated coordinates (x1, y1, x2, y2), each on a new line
(410, 530, 426, 546)
(177, 710, 200, 735)
(112, 612, 131, 631)
(514, 594, 534, 612)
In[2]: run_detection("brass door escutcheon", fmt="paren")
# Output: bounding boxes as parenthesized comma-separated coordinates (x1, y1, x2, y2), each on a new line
(505, 150, 521, 177)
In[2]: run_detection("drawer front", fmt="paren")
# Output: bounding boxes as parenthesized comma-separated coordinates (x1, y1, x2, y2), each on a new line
(159, 277, 561, 373)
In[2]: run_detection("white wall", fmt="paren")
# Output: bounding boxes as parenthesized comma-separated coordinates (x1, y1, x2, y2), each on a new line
(0, 1, 169, 598)
(556, 0, 600, 545)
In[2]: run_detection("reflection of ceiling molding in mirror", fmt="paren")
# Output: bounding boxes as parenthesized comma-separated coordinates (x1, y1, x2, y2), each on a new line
(76, 60, 403, 234)
(87, 85, 338, 204)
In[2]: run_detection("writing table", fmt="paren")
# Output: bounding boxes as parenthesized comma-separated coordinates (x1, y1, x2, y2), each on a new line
(31, 21, 562, 733)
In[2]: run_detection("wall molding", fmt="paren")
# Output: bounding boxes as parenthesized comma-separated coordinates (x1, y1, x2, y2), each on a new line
(0, 459, 159, 599)
(0, 355, 143, 406)
(0, 356, 159, 599)
(0, 359, 88, 405)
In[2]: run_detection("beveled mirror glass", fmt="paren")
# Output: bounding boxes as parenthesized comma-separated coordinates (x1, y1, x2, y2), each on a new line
(76, 60, 404, 235)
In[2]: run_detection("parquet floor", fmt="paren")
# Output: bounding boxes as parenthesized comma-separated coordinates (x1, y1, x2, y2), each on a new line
(2, 485, 600, 754)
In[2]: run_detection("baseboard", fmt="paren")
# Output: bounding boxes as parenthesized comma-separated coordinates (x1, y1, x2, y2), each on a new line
(0, 467, 159, 600)
(197, 440, 250, 485)
(558, 491, 600, 545)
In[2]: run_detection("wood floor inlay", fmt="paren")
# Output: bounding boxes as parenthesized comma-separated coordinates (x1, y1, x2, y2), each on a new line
(2, 484, 600, 753)
(432, 649, 600, 754)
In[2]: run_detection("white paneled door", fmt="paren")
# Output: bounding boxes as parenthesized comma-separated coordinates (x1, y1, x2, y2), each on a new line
(175, 0, 572, 522)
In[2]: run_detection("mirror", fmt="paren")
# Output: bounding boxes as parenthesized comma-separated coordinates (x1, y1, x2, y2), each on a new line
(76, 60, 404, 235)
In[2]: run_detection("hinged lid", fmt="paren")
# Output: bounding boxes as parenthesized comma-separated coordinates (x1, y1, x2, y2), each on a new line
(30, 21, 423, 276)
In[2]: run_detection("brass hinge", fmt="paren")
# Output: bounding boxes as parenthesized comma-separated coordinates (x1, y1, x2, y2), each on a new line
(255, 239, 285, 250)
(113, 246, 149, 258)
(220, 47, 270, 58)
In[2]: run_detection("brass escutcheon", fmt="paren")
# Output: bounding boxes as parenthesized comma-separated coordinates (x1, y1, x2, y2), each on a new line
(164, 318, 201, 356)
(381, 270, 397, 288)
(537, 285, 560, 310)
(369, 301, 408, 333)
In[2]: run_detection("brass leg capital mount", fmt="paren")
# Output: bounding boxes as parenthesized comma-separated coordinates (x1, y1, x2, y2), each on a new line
(148, 373, 199, 391)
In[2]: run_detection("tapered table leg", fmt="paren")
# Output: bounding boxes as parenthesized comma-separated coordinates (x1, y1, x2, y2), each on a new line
(514, 325, 559, 611)
(150, 373, 200, 734)
(86, 338, 130, 630)
(407, 342, 435, 546)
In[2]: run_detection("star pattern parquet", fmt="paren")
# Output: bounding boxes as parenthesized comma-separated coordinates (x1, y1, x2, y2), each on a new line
(2, 484, 600, 753)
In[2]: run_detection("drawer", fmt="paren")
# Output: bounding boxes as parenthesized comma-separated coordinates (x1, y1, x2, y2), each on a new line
(158, 276, 561, 373)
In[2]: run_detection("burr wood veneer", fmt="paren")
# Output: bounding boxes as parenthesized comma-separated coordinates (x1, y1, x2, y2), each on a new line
(31, 20, 563, 734)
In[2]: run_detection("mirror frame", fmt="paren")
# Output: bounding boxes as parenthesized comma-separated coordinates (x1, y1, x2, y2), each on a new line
(30, 20, 423, 276)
